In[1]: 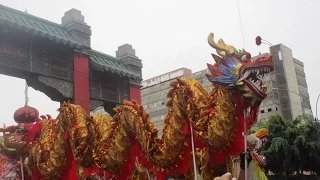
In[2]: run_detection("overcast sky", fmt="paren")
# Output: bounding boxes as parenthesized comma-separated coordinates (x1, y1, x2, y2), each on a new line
(1, 0, 320, 126)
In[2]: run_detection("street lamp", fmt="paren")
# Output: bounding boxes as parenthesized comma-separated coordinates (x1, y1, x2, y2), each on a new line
(316, 94, 320, 120)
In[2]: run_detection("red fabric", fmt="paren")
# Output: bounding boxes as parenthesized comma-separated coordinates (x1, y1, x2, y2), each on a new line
(112, 137, 151, 180)
(60, 143, 78, 180)
(31, 167, 45, 180)
(24, 122, 43, 144)
(163, 122, 199, 178)
(84, 165, 104, 177)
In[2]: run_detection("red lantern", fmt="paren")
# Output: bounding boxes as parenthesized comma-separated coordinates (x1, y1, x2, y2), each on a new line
(13, 106, 39, 124)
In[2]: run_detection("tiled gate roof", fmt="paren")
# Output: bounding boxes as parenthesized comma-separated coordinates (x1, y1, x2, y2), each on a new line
(0, 4, 139, 79)
(89, 50, 140, 79)
(0, 4, 81, 48)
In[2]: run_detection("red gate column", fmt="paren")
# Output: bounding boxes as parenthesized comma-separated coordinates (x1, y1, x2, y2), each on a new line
(115, 44, 143, 105)
(129, 79, 142, 104)
(73, 53, 90, 113)
(61, 8, 92, 113)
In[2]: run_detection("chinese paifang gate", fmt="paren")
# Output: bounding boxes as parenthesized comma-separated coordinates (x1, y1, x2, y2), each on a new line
(0, 32, 273, 180)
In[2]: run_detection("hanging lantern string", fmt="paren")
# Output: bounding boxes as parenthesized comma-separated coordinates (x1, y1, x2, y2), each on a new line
(25, 39, 32, 107)
(25, 81, 29, 106)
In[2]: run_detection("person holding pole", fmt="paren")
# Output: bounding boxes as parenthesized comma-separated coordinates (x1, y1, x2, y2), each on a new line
(214, 149, 252, 180)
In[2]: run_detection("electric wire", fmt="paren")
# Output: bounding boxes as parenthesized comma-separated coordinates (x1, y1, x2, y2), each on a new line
(236, 0, 246, 50)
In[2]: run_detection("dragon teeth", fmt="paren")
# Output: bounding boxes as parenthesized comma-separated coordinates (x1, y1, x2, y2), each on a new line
(239, 67, 271, 83)
(238, 70, 251, 82)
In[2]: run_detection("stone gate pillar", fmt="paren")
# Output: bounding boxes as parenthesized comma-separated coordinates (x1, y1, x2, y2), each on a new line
(62, 9, 91, 113)
(116, 44, 143, 104)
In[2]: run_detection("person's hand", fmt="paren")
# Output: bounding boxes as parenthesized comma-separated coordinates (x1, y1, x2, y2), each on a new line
(213, 173, 237, 180)
(240, 149, 252, 169)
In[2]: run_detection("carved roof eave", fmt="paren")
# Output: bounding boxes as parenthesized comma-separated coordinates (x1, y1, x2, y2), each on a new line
(0, 17, 83, 50)
(89, 61, 140, 80)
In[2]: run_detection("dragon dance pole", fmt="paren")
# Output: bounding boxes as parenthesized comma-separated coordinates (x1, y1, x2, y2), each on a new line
(243, 109, 248, 180)
(190, 120, 198, 180)
(20, 156, 25, 180)
(103, 170, 106, 180)
(19, 81, 29, 180)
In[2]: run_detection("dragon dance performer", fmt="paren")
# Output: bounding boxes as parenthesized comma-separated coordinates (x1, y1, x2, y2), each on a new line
(229, 128, 269, 180)
(214, 145, 258, 180)
(246, 128, 269, 180)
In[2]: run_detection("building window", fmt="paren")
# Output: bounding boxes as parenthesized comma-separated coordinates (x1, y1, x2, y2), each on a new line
(278, 51, 282, 60)
(269, 93, 273, 100)
(260, 110, 265, 113)
(275, 107, 278, 111)
(268, 108, 272, 112)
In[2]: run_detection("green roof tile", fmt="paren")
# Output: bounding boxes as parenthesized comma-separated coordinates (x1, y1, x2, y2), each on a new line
(0, 4, 81, 48)
(88, 50, 139, 79)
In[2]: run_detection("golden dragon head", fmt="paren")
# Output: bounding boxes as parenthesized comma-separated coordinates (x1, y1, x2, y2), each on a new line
(254, 128, 269, 142)
(206, 33, 273, 104)
(248, 128, 269, 168)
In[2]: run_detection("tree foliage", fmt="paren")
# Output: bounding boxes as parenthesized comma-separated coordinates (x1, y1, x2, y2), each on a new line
(261, 115, 320, 176)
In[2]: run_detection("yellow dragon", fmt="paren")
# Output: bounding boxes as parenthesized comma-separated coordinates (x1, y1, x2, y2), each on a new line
(0, 33, 273, 179)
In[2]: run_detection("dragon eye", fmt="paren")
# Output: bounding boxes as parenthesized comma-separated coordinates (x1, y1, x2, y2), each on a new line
(246, 53, 251, 59)
(241, 53, 251, 62)
(241, 55, 248, 61)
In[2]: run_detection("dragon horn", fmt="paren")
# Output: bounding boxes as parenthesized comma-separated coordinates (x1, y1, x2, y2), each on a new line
(208, 33, 222, 51)
(208, 33, 236, 56)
